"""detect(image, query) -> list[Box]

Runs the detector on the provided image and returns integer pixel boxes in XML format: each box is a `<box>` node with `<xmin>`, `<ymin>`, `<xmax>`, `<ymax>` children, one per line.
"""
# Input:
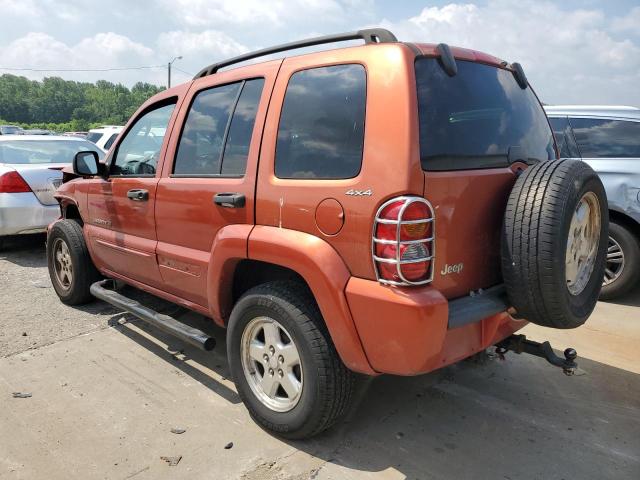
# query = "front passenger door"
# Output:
<box><xmin>86</xmin><ymin>100</ymin><xmax>177</xmax><ymax>288</ymax></box>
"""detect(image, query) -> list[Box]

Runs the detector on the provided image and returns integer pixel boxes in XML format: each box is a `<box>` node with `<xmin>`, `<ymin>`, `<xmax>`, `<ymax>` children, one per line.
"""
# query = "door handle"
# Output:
<box><xmin>214</xmin><ymin>192</ymin><xmax>246</xmax><ymax>208</ymax></box>
<box><xmin>127</xmin><ymin>189</ymin><xmax>149</xmax><ymax>201</ymax></box>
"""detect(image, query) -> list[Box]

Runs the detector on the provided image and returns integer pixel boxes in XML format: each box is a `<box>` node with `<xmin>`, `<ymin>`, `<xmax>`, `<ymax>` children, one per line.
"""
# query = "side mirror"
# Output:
<box><xmin>73</xmin><ymin>151</ymin><xmax>100</xmax><ymax>176</ymax></box>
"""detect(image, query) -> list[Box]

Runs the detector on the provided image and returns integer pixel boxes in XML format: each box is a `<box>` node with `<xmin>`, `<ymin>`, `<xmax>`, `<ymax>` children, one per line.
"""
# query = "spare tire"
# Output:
<box><xmin>502</xmin><ymin>159</ymin><xmax>608</xmax><ymax>329</ymax></box>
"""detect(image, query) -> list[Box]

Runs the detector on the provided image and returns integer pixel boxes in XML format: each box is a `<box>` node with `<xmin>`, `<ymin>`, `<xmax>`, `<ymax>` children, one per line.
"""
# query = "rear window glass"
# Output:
<box><xmin>548</xmin><ymin>116</ymin><xmax>580</xmax><ymax>158</ymax></box>
<box><xmin>275</xmin><ymin>64</ymin><xmax>366</xmax><ymax>179</ymax></box>
<box><xmin>0</xmin><ymin>140</ymin><xmax>101</xmax><ymax>164</ymax></box>
<box><xmin>569</xmin><ymin>118</ymin><xmax>640</xmax><ymax>158</ymax></box>
<box><xmin>416</xmin><ymin>58</ymin><xmax>555</xmax><ymax>170</ymax></box>
<box><xmin>86</xmin><ymin>132</ymin><xmax>103</xmax><ymax>143</ymax></box>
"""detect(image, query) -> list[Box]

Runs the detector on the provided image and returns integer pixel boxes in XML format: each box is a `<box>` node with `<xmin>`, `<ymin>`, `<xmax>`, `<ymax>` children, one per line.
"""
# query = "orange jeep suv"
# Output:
<box><xmin>48</xmin><ymin>29</ymin><xmax>608</xmax><ymax>439</ymax></box>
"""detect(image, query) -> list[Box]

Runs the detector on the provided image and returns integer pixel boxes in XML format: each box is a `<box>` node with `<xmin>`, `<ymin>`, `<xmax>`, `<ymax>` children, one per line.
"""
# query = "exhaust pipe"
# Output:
<box><xmin>90</xmin><ymin>280</ymin><xmax>215</xmax><ymax>351</ymax></box>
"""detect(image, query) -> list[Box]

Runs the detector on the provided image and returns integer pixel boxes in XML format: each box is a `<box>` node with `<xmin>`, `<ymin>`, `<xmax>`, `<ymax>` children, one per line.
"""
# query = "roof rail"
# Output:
<box><xmin>194</xmin><ymin>28</ymin><xmax>398</xmax><ymax>79</ymax></box>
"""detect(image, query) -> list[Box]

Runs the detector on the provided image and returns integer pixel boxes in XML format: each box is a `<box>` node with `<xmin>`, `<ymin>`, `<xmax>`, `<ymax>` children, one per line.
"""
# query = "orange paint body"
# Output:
<box><xmin>53</xmin><ymin>42</ymin><xmax>539</xmax><ymax>376</ymax></box>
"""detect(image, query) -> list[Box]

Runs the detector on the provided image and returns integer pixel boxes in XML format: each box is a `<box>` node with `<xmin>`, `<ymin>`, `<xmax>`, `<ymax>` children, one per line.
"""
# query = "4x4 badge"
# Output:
<box><xmin>345</xmin><ymin>189</ymin><xmax>372</xmax><ymax>196</ymax></box>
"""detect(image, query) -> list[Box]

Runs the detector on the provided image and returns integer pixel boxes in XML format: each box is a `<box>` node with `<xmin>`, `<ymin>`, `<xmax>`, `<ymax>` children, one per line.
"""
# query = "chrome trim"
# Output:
<box><xmin>371</xmin><ymin>196</ymin><xmax>436</xmax><ymax>287</ymax></box>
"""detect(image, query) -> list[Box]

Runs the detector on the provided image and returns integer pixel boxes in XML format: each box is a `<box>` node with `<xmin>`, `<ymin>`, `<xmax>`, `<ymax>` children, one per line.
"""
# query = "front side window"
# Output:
<box><xmin>416</xmin><ymin>58</ymin><xmax>555</xmax><ymax>170</ymax></box>
<box><xmin>275</xmin><ymin>64</ymin><xmax>366</xmax><ymax>179</ymax></box>
<box><xmin>111</xmin><ymin>102</ymin><xmax>175</xmax><ymax>176</ymax></box>
<box><xmin>104</xmin><ymin>133</ymin><xmax>118</xmax><ymax>150</ymax></box>
<box><xmin>174</xmin><ymin>78</ymin><xmax>264</xmax><ymax>176</ymax></box>
<box><xmin>569</xmin><ymin>118</ymin><xmax>640</xmax><ymax>158</ymax></box>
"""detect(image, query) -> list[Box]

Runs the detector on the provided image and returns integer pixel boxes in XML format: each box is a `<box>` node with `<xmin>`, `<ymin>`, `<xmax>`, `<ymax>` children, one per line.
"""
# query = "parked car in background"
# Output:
<box><xmin>86</xmin><ymin>126</ymin><xmax>123</xmax><ymax>151</ymax></box>
<box><xmin>0</xmin><ymin>135</ymin><xmax>104</xmax><ymax>249</ymax></box>
<box><xmin>63</xmin><ymin>131</ymin><xmax>89</xmax><ymax>138</ymax></box>
<box><xmin>545</xmin><ymin>105</ymin><xmax>640</xmax><ymax>299</ymax></box>
<box><xmin>0</xmin><ymin>125</ymin><xmax>24</xmax><ymax>135</ymax></box>
<box><xmin>24</xmin><ymin>129</ymin><xmax>54</xmax><ymax>135</ymax></box>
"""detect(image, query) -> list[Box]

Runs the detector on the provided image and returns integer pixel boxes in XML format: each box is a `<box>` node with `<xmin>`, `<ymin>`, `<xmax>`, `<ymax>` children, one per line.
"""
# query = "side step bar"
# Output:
<box><xmin>90</xmin><ymin>280</ymin><xmax>216</xmax><ymax>351</ymax></box>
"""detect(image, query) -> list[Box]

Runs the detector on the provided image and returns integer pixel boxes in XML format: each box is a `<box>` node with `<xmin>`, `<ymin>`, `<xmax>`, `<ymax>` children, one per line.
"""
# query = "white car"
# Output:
<box><xmin>86</xmin><ymin>126</ymin><xmax>123</xmax><ymax>151</ymax></box>
<box><xmin>0</xmin><ymin>135</ymin><xmax>103</xmax><ymax>247</ymax></box>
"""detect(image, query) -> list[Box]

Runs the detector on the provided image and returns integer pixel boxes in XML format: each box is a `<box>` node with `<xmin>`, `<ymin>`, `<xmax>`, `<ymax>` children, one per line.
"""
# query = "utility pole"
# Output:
<box><xmin>167</xmin><ymin>56</ymin><xmax>182</xmax><ymax>89</ymax></box>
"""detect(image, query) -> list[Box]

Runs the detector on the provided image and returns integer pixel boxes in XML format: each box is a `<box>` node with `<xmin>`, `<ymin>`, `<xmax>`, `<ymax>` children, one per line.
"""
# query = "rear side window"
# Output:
<box><xmin>86</xmin><ymin>132</ymin><xmax>103</xmax><ymax>144</ymax></box>
<box><xmin>569</xmin><ymin>118</ymin><xmax>640</xmax><ymax>158</ymax></box>
<box><xmin>275</xmin><ymin>64</ymin><xmax>366</xmax><ymax>179</ymax></box>
<box><xmin>416</xmin><ymin>58</ymin><xmax>555</xmax><ymax>171</ymax></box>
<box><xmin>174</xmin><ymin>78</ymin><xmax>264</xmax><ymax>176</ymax></box>
<box><xmin>548</xmin><ymin>116</ymin><xmax>580</xmax><ymax>159</ymax></box>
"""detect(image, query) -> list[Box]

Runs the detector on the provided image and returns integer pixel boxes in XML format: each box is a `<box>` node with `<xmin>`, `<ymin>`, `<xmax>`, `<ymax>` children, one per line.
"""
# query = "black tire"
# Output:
<box><xmin>227</xmin><ymin>281</ymin><xmax>355</xmax><ymax>439</ymax></box>
<box><xmin>502</xmin><ymin>159</ymin><xmax>608</xmax><ymax>329</ymax></box>
<box><xmin>47</xmin><ymin>220</ymin><xmax>101</xmax><ymax>305</ymax></box>
<box><xmin>600</xmin><ymin>221</ymin><xmax>640</xmax><ymax>300</ymax></box>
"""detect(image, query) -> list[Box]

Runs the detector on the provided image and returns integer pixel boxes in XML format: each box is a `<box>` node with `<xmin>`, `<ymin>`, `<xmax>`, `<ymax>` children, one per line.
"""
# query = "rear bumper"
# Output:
<box><xmin>345</xmin><ymin>277</ymin><xmax>527</xmax><ymax>375</ymax></box>
<box><xmin>0</xmin><ymin>192</ymin><xmax>60</xmax><ymax>236</ymax></box>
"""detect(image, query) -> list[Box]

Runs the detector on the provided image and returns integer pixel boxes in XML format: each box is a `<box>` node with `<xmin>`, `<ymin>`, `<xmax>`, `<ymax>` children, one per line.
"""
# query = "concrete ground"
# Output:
<box><xmin>1</xmin><ymin>235</ymin><xmax>639</xmax><ymax>480</ymax></box>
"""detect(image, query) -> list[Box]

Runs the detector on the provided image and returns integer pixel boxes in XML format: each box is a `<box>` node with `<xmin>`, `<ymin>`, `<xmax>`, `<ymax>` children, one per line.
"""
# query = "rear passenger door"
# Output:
<box><xmin>155</xmin><ymin>61</ymin><xmax>280</xmax><ymax>307</ymax></box>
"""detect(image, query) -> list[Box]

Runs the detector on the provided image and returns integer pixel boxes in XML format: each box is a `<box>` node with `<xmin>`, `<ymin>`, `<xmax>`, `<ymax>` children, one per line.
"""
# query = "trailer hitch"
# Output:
<box><xmin>495</xmin><ymin>334</ymin><xmax>578</xmax><ymax>375</ymax></box>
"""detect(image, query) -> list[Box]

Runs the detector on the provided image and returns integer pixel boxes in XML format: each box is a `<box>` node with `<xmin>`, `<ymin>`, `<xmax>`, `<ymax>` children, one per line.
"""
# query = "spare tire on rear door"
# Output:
<box><xmin>502</xmin><ymin>159</ymin><xmax>608</xmax><ymax>329</ymax></box>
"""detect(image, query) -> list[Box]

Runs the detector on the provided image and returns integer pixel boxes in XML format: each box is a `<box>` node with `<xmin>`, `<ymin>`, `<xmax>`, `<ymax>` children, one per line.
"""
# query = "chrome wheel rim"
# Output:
<box><xmin>53</xmin><ymin>238</ymin><xmax>73</xmax><ymax>290</ymax></box>
<box><xmin>240</xmin><ymin>317</ymin><xmax>303</xmax><ymax>412</ymax></box>
<box><xmin>603</xmin><ymin>236</ymin><xmax>625</xmax><ymax>286</ymax></box>
<box><xmin>565</xmin><ymin>192</ymin><xmax>601</xmax><ymax>296</ymax></box>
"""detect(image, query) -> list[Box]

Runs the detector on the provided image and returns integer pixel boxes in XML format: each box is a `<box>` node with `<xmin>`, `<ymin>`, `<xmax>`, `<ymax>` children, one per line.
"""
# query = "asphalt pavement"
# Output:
<box><xmin>1</xmin><ymin>235</ymin><xmax>639</xmax><ymax>480</ymax></box>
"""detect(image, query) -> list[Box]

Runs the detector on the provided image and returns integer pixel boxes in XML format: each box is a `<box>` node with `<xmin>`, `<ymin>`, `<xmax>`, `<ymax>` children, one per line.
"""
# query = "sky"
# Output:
<box><xmin>0</xmin><ymin>0</ymin><xmax>639</xmax><ymax>106</ymax></box>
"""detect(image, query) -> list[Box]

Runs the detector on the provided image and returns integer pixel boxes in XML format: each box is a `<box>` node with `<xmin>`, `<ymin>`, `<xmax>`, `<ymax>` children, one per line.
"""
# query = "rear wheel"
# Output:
<box><xmin>227</xmin><ymin>281</ymin><xmax>355</xmax><ymax>439</ymax></box>
<box><xmin>600</xmin><ymin>221</ymin><xmax>640</xmax><ymax>300</ymax></box>
<box><xmin>47</xmin><ymin>220</ymin><xmax>101</xmax><ymax>305</ymax></box>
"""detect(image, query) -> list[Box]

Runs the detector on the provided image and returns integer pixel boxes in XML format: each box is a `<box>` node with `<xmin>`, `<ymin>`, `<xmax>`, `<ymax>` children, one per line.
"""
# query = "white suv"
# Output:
<box><xmin>86</xmin><ymin>126</ymin><xmax>123</xmax><ymax>151</ymax></box>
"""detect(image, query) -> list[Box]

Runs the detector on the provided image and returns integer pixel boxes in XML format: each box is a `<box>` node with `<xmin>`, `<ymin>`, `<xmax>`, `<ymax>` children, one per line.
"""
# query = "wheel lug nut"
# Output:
<box><xmin>269</xmin><ymin>346</ymin><xmax>275</xmax><ymax>355</ymax></box>
<box><xmin>269</xmin><ymin>368</ymin><xmax>274</xmax><ymax>376</ymax></box>
<box><xmin>263</xmin><ymin>354</ymin><xmax>269</xmax><ymax>362</ymax></box>
<box><xmin>278</xmin><ymin>355</ymin><xmax>284</xmax><ymax>364</ymax></box>
<box><xmin>278</xmin><ymin>369</ymin><xmax>283</xmax><ymax>377</ymax></box>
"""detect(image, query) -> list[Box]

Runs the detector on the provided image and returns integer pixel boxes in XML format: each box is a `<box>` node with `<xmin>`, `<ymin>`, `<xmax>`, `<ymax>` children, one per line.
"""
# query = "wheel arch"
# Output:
<box><xmin>609</xmin><ymin>209</ymin><xmax>640</xmax><ymax>238</ymax></box>
<box><xmin>207</xmin><ymin>224</ymin><xmax>374</xmax><ymax>374</ymax></box>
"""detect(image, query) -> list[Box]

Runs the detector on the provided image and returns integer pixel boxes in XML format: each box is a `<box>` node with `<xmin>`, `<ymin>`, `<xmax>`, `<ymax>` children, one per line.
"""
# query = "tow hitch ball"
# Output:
<box><xmin>495</xmin><ymin>334</ymin><xmax>578</xmax><ymax>376</ymax></box>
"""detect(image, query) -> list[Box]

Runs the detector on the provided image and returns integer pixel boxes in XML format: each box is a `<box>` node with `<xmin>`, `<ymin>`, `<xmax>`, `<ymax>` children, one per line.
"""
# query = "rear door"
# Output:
<box><xmin>154</xmin><ymin>61</ymin><xmax>279</xmax><ymax>307</ymax></box>
<box><xmin>414</xmin><ymin>56</ymin><xmax>556</xmax><ymax>298</ymax></box>
<box><xmin>86</xmin><ymin>94</ymin><xmax>182</xmax><ymax>288</ymax></box>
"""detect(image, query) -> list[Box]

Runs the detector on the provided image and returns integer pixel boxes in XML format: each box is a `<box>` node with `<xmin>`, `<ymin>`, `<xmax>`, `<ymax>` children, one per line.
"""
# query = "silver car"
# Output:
<box><xmin>0</xmin><ymin>135</ymin><xmax>103</xmax><ymax>248</ymax></box>
<box><xmin>545</xmin><ymin>105</ymin><xmax>640</xmax><ymax>299</ymax></box>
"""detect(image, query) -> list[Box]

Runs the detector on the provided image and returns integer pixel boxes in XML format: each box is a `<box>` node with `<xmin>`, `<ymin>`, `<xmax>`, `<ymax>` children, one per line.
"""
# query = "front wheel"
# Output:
<box><xmin>47</xmin><ymin>220</ymin><xmax>101</xmax><ymax>305</ymax></box>
<box><xmin>227</xmin><ymin>281</ymin><xmax>355</xmax><ymax>439</ymax></box>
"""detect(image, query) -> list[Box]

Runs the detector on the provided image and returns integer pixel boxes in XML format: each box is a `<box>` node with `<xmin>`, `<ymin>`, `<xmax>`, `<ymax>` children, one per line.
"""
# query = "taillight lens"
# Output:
<box><xmin>372</xmin><ymin>197</ymin><xmax>435</xmax><ymax>286</ymax></box>
<box><xmin>0</xmin><ymin>171</ymin><xmax>31</xmax><ymax>193</ymax></box>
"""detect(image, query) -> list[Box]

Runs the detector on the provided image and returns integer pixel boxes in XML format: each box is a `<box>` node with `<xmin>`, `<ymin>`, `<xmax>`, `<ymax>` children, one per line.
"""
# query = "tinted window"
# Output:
<box><xmin>111</xmin><ymin>102</ymin><xmax>175</xmax><ymax>176</ymax></box>
<box><xmin>548</xmin><ymin>116</ymin><xmax>580</xmax><ymax>158</ymax></box>
<box><xmin>416</xmin><ymin>58</ymin><xmax>555</xmax><ymax>170</ymax></box>
<box><xmin>174</xmin><ymin>83</ymin><xmax>240</xmax><ymax>175</ymax></box>
<box><xmin>0</xmin><ymin>139</ymin><xmax>101</xmax><ymax>164</ymax></box>
<box><xmin>86</xmin><ymin>132</ymin><xmax>103</xmax><ymax>143</ymax></box>
<box><xmin>104</xmin><ymin>133</ymin><xmax>118</xmax><ymax>150</ymax></box>
<box><xmin>569</xmin><ymin>118</ymin><xmax>640</xmax><ymax>158</ymax></box>
<box><xmin>275</xmin><ymin>64</ymin><xmax>366</xmax><ymax>179</ymax></box>
<box><xmin>221</xmin><ymin>79</ymin><xmax>264</xmax><ymax>175</ymax></box>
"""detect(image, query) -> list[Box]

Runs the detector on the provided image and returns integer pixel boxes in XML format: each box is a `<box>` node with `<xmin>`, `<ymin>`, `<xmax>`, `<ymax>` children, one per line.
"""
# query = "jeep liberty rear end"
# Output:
<box><xmin>48</xmin><ymin>29</ymin><xmax>607</xmax><ymax>439</ymax></box>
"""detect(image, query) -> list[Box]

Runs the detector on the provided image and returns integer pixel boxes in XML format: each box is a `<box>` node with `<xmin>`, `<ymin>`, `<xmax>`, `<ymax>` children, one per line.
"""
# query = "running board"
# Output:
<box><xmin>90</xmin><ymin>279</ymin><xmax>216</xmax><ymax>351</ymax></box>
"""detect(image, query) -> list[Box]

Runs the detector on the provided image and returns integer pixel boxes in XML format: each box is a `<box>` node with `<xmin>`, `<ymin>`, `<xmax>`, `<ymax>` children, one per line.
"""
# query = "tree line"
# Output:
<box><xmin>0</xmin><ymin>74</ymin><xmax>163</xmax><ymax>132</ymax></box>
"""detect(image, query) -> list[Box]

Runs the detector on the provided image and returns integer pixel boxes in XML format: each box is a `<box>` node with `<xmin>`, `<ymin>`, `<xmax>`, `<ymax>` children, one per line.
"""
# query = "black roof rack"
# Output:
<box><xmin>194</xmin><ymin>28</ymin><xmax>398</xmax><ymax>79</ymax></box>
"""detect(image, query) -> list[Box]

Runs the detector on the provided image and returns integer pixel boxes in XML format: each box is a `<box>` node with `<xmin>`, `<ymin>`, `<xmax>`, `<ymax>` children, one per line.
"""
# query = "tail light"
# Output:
<box><xmin>0</xmin><ymin>171</ymin><xmax>32</xmax><ymax>193</ymax></box>
<box><xmin>372</xmin><ymin>196</ymin><xmax>435</xmax><ymax>286</ymax></box>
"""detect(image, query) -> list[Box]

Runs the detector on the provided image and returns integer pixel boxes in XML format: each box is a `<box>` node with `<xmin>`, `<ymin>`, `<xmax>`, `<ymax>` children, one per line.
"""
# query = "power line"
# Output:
<box><xmin>172</xmin><ymin>66</ymin><xmax>194</xmax><ymax>77</ymax></box>
<box><xmin>0</xmin><ymin>64</ymin><xmax>166</xmax><ymax>72</ymax></box>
